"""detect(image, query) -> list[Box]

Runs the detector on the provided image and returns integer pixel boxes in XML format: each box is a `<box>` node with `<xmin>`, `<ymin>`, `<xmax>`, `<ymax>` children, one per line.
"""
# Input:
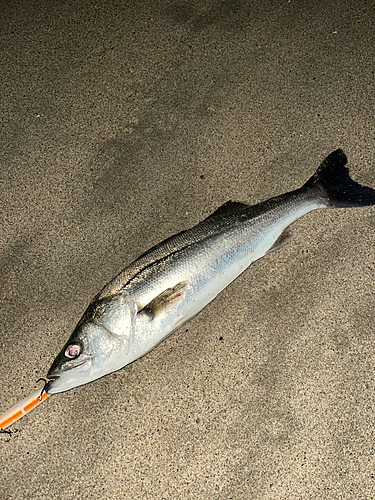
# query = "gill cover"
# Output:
<box><xmin>46</xmin><ymin>291</ymin><xmax>137</xmax><ymax>394</ymax></box>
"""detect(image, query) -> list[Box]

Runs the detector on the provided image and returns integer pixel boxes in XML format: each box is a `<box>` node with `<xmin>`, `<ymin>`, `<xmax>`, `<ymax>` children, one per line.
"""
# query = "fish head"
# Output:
<box><xmin>46</xmin><ymin>292</ymin><xmax>136</xmax><ymax>394</ymax></box>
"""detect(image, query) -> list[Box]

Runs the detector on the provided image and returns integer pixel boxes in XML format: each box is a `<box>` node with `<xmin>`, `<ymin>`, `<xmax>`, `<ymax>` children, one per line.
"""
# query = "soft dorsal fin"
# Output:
<box><xmin>205</xmin><ymin>200</ymin><xmax>249</xmax><ymax>219</ymax></box>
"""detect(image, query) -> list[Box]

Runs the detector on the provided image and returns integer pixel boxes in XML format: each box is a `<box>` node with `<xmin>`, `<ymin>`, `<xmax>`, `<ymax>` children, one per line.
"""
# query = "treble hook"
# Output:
<box><xmin>36</xmin><ymin>378</ymin><xmax>49</xmax><ymax>400</ymax></box>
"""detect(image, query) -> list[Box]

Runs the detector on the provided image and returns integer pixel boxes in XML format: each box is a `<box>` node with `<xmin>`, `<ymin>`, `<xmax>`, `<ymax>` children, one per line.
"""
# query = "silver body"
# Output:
<box><xmin>47</xmin><ymin>183</ymin><xmax>327</xmax><ymax>394</ymax></box>
<box><xmin>125</xmin><ymin>191</ymin><xmax>325</xmax><ymax>363</ymax></box>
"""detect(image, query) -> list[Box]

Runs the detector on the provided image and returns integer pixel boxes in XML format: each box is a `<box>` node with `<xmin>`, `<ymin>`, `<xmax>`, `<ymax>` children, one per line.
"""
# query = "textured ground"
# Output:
<box><xmin>1</xmin><ymin>1</ymin><xmax>374</xmax><ymax>499</ymax></box>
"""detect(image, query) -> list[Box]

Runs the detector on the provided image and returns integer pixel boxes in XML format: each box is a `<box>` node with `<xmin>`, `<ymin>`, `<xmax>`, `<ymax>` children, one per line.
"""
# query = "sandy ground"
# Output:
<box><xmin>1</xmin><ymin>1</ymin><xmax>374</xmax><ymax>499</ymax></box>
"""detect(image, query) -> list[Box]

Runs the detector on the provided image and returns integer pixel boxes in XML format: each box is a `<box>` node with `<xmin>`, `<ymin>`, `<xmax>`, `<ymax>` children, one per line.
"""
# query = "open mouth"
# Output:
<box><xmin>47</xmin><ymin>359</ymin><xmax>87</xmax><ymax>379</ymax></box>
<box><xmin>45</xmin><ymin>357</ymin><xmax>94</xmax><ymax>394</ymax></box>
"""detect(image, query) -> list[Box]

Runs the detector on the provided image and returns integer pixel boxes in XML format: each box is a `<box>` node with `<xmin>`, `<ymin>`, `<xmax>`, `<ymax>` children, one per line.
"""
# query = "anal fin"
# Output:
<box><xmin>266</xmin><ymin>226</ymin><xmax>294</xmax><ymax>255</ymax></box>
<box><xmin>139</xmin><ymin>281</ymin><xmax>188</xmax><ymax>319</ymax></box>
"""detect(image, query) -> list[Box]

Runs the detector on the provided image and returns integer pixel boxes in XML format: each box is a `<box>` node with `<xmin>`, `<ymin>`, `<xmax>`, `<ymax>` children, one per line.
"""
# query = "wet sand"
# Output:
<box><xmin>1</xmin><ymin>1</ymin><xmax>374</xmax><ymax>498</ymax></box>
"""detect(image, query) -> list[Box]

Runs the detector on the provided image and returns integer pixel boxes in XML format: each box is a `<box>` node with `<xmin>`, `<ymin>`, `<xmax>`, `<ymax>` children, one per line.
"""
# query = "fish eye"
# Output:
<box><xmin>64</xmin><ymin>344</ymin><xmax>82</xmax><ymax>359</ymax></box>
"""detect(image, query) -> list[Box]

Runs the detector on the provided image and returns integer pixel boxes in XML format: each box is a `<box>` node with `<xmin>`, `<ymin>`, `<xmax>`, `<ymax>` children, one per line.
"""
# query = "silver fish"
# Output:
<box><xmin>46</xmin><ymin>149</ymin><xmax>375</xmax><ymax>394</ymax></box>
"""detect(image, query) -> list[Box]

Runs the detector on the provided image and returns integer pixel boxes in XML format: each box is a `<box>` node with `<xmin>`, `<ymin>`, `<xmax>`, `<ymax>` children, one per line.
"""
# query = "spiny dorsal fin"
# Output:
<box><xmin>98</xmin><ymin>202</ymin><xmax>250</xmax><ymax>301</ymax></box>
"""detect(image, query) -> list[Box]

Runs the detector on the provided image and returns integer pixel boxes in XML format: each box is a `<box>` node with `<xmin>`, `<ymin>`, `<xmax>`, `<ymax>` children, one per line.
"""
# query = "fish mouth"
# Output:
<box><xmin>47</xmin><ymin>359</ymin><xmax>87</xmax><ymax>380</ymax></box>
<box><xmin>45</xmin><ymin>357</ymin><xmax>93</xmax><ymax>394</ymax></box>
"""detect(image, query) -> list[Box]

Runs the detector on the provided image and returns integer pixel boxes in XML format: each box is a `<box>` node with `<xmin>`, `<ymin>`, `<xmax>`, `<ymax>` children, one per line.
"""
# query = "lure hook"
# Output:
<box><xmin>36</xmin><ymin>378</ymin><xmax>49</xmax><ymax>399</ymax></box>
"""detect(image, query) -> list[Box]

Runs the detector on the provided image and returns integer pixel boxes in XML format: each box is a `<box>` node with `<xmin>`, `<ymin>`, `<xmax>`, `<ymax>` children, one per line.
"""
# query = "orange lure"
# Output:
<box><xmin>0</xmin><ymin>389</ymin><xmax>50</xmax><ymax>431</ymax></box>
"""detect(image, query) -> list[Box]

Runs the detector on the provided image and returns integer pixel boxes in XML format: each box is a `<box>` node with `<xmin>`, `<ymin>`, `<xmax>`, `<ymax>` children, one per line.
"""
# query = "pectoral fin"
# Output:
<box><xmin>266</xmin><ymin>226</ymin><xmax>294</xmax><ymax>255</ymax></box>
<box><xmin>139</xmin><ymin>281</ymin><xmax>188</xmax><ymax>319</ymax></box>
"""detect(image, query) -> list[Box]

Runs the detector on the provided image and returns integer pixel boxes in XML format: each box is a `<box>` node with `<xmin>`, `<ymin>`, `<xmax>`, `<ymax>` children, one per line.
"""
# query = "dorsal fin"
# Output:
<box><xmin>97</xmin><ymin>200</ymin><xmax>250</xmax><ymax>301</ymax></box>
<box><xmin>206</xmin><ymin>200</ymin><xmax>249</xmax><ymax>219</ymax></box>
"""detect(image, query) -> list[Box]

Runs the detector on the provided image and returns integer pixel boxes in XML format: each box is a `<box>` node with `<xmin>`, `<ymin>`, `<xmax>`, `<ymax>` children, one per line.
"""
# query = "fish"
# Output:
<box><xmin>41</xmin><ymin>149</ymin><xmax>375</xmax><ymax>395</ymax></box>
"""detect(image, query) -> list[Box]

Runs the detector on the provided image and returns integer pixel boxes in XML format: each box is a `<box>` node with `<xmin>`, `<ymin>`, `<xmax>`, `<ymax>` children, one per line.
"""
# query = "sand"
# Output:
<box><xmin>1</xmin><ymin>1</ymin><xmax>374</xmax><ymax>498</ymax></box>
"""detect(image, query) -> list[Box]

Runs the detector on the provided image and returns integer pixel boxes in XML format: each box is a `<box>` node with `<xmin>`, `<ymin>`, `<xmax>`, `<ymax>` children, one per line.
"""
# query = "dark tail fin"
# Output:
<box><xmin>304</xmin><ymin>149</ymin><xmax>375</xmax><ymax>208</ymax></box>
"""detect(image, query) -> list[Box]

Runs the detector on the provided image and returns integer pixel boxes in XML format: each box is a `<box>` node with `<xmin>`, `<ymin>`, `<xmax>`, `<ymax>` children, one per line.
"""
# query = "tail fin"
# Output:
<box><xmin>305</xmin><ymin>149</ymin><xmax>375</xmax><ymax>208</ymax></box>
